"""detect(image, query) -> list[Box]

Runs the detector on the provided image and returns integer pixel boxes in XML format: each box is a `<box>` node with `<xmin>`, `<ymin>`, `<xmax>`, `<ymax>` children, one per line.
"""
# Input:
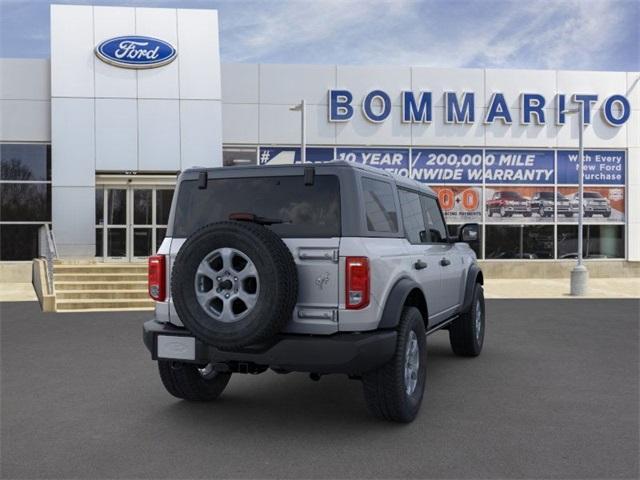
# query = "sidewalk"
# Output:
<box><xmin>0</xmin><ymin>279</ymin><xmax>638</xmax><ymax>304</ymax></box>
<box><xmin>0</xmin><ymin>283</ymin><xmax>37</xmax><ymax>302</ymax></box>
<box><xmin>484</xmin><ymin>277</ymin><xmax>640</xmax><ymax>299</ymax></box>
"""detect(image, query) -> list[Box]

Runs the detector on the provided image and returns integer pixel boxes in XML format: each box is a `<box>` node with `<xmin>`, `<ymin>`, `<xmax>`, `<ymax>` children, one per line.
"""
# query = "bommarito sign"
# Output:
<box><xmin>328</xmin><ymin>90</ymin><xmax>631</xmax><ymax>127</ymax></box>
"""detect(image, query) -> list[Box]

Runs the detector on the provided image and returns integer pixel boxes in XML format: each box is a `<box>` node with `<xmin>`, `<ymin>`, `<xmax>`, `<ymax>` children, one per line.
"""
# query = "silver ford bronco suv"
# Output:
<box><xmin>143</xmin><ymin>161</ymin><xmax>485</xmax><ymax>423</ymax></box>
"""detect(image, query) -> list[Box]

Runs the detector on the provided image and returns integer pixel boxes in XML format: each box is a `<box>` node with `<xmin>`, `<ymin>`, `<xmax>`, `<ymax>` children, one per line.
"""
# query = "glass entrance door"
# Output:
<box><xmin>96</xmin><ymin>185</ymin><xmax>174</xmax><ymax>261</ymax></box>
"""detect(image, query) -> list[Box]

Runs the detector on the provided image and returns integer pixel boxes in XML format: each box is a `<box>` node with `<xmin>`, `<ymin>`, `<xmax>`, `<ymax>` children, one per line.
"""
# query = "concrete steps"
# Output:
<box><xmin>52</xmin><ymin>262</ymin><xmax>153</xmax><ymax>312</ymax></box>
<box><xmin>56</xmin><ymin>289</ymin><xmax>149</xmax><ymax>300</ymax></box>
<box><xmin>55</xmin><ymin>298</ymin><xmax>154</xmax><ymax>312</ymax></box>
<box><xmin>55</xmin><ymin>281</ymin><xmax>148</xmax><ymax>291</ymax></box>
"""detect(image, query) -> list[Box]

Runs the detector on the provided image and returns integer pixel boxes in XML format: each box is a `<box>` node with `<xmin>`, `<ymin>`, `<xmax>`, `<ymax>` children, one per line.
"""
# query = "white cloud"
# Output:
<box><xmin>0</xmin><ymin>0</ymin><xmax>636</xmax><ymax>70</ymax></box>
<box><xmin>217</xmin><ymin>0</ymin><xmax>637</xmax><ymax>71</ymax></box>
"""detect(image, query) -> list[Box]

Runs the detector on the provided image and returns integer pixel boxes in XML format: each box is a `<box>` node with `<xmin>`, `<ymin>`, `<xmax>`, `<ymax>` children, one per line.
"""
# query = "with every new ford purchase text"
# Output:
<box><xmin>143</xmin><ymin>161</ymin><xmax>485</xmax><ymax>422</ymax></box>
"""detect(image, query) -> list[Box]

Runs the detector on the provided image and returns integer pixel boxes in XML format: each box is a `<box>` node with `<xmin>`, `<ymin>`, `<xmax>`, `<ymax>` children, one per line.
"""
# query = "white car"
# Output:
<box><xmin>569</xmin><ymin>191</ymin><xmax>612</xmax><ymax>217</ymax></box>
<box><xmin>143</xmin><ymin>161</ymin><xmax>485</xmax><ymax>423</ymax></box>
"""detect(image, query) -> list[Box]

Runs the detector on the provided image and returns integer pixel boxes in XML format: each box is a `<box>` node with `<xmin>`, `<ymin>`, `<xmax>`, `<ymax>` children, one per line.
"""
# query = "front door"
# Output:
<box><xmin>96</xmin><ymin>184</ymin><xmax>174</xmax><ymax>261</ymax></box>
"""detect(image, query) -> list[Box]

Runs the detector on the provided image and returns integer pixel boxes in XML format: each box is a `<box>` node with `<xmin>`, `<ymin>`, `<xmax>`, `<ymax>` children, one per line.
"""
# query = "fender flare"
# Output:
<box><xmin>378</xmin><ymin>277</ymin><xmax>426</xmax><ymax>330</ymax></box>
<box><xmin>460</xmin><ymin>264</ymin><xmax>483</xmax><ymax>313</ymax></box>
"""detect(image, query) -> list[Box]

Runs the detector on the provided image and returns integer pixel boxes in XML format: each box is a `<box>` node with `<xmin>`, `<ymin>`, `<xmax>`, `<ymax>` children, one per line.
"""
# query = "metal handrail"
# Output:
<box><xmin>38</xmin><ymin>224</ymin><xmax>58</xmax><ymax>294</ymax></box>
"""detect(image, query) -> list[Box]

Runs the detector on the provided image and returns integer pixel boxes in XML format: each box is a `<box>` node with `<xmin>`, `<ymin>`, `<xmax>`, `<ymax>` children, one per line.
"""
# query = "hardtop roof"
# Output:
<box><xmin>184</xmin><ymin>160</ymin><xmax>435</xmax><ymax>196</ymax></box>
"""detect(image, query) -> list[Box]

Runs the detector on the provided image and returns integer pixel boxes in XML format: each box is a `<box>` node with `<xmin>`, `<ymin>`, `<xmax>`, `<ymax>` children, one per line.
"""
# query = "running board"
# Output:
<box><xmin>426</xmin><ymin>315</ymin><xmax>458</xmax><ymax>336</ymax></box>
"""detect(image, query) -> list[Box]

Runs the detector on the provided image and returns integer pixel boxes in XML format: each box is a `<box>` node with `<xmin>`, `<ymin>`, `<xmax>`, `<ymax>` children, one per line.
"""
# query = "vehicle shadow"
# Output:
<box><xmin>148</xmin><ymin>333</ymin><xmax>463</xmax><ymax>431</ymax></box>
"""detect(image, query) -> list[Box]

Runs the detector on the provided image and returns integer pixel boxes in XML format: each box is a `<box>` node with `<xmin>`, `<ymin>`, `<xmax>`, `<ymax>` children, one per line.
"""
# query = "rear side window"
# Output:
<box><xmin>362</xmin><ymin>178</ymin><xmax>398</xmax><ymax>233</ymax></box>
<box><xmin>173</xmin><ymin>175</ymin><xmax>340</xmax><ymax>238</ymax></box>
<box><xmin>398</xmin><ymin>189</ymin><xmax>426</xmax><ymax>244</ymax></box>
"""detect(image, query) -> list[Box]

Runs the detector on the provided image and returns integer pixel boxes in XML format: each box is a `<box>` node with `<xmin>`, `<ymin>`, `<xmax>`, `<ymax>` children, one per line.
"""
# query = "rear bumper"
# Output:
<box><xmin>143</xmin><ymin>319</ymin><xmax>397</xmax><ymax>375</ymax></box>
<box><xmin>504</xmin><ymin>206</ymin><xmax>530</xmax><ymax>213</ymax></box>
<box><xmin>585</xmin><ymin>206</ymin><xmax>611</xmax><ymax>214</ymax></box>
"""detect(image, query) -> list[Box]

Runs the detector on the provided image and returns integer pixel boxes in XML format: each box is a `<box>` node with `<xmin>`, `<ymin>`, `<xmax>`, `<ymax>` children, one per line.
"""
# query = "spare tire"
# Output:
<box><xmin>172</xmin><ymin>221</ymin><xmax>298</xmax><ymax>350</ymax></box>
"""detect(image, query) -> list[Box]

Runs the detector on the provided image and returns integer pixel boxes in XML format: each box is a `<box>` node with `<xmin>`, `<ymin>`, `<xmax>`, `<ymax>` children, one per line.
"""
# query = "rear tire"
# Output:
<box><xmin>158</xmin><ymin>360</ymin><xmax>231</xmax><ymax>401</ymax></box>
<box><xmin>362</xmin><ymin>307</ymin><xmax>427</xmax><ymax>423</ymax></box>
<box><xmin>449</xmin><ymin>284</ymin><xmax>485</xmax><ymax>357</ymax></box>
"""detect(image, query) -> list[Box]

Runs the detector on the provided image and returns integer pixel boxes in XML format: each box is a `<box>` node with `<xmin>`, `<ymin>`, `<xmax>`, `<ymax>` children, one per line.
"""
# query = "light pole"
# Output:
<box><xmin>564</xmin><ymin>104</ymin><xmax>588</xmax><ymax>295</ymax></box>
<box><xmin>289</xmin><ymin>100</ymin><xmax>306</xmax><ymax>164</ymax></box>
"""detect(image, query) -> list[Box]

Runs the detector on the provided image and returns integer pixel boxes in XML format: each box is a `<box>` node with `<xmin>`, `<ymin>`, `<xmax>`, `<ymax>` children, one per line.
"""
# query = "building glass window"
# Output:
<box><xmin>0</xmin><ymin>183</ymin><xmax>51</xmax><ymax>221</ymax></box>
<box><xmin>362</xmin><ymin>177</ymin><xmax>398</xmax><ymax>233</ymax></box>
<box><xmin>155</xmin><ymin>189</ymin><xmax>173</xmax><ymax>225</ymax></box>
<box><xmin>95</xmin><ymin>188</ymin><xmax>104</xmax><ymax>225</ymax></box>
<box><xmin>557</xmin><ymin>225</ymin><xmax>624</xmax><ymax>259</ymax></box>
<box><xmin>486</xmin><ymin>225</ymin><xmax>554</xmax><ymax>259</ymax></box>
<box><xmin>1</xmin><ymin>144</ymin><xmax>50</xmax><ymax>181</ymax></box>
<box><xmin>0</xmin><ymin>225</ymin><xmax>41</xmax><ymax>260</ymax></box>
<box><xmin>223</xmin><ymin>147</ymin><xmax>257</xmax><ymax>166</ymax></box>
<box><xmin>0</xmin><ymin>144</ymin><xmax>51</xmax><ymax>260</ymax></box>
<box><xmin>249</xmin><ymin>145</ymin><xmax>628</xmax><ymax>261</ymax></box>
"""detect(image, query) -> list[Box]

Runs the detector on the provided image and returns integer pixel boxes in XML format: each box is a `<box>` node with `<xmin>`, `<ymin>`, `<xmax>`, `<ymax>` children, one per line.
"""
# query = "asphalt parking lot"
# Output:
<box><xmin>1</xmin><ymin>300</ymin><xmax>638</xmax><ymax>479</ymax></box>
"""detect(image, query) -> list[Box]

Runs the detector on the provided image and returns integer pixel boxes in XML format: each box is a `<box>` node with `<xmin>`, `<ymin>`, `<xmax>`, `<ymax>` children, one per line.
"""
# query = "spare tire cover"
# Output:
<box><xmin>171</xmin><ymin>221</ymin><xmax>298</xmax><ymax>350</ymax></box>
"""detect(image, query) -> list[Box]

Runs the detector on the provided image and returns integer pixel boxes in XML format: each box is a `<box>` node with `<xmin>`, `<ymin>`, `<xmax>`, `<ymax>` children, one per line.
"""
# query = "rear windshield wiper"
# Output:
<box><xmin>229</xmin><ymin>212</ymin><xmax>286</xmax><ymax>226</ymax></box>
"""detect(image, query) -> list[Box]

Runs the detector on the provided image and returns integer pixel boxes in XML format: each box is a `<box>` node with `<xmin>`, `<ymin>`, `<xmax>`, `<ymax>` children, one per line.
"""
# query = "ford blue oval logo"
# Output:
<box><xmin>95</xmin><ymin>36</ymin><xmax>177</xmax><ymax>69</ymax></box>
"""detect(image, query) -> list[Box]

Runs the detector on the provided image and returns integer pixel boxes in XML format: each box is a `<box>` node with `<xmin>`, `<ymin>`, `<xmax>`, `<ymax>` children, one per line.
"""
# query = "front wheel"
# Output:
<box><xmin>362</xmin><ymin>307</ymin><xmax>427</xmax><ymax>423</ymax></box>
<box><xmin>449</xmin><ymin>284</ymin><xmax>485</xmax><ymax>357</ymax></box>
<box><xmin>158</xmin><ymin>360</ymin><xmax>231</xmax><ymax>401</ymax></box>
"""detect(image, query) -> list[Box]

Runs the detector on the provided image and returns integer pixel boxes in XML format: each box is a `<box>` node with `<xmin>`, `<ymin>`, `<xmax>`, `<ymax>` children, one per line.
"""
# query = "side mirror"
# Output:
<box><xmin>458</xmin><ymin>223</ymin><xmax>479</xmax><ymax>243</ymax></box>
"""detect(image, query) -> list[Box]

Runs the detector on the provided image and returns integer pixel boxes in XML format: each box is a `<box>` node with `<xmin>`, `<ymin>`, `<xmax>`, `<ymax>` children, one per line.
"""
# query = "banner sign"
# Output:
<box><xmin>557</xmin><ymin>150</ymin><xmax>625</xmax><ymax>185</ymax></box>
<box><xmin>335</xmin><ymin>148</ymin><xmax>410</xmax><ymax>177</ymax></box>
<box><xmin>259</xmin><ymin>147</ymin><xmax>334</xmax><ymax>165</ymax></box>
<box><xmin>484</xmin><ymin>150</ymin><xmax>554</xmax><ymax>184</ymax></box>
<box><xmin>258</xmin><ymin>147</ymin><xmax>625</xmax><ymax>187</ymax></box>
<box><xmin>411</xmin><ymin>149</ymin><xmax>483</xmax><ymax>184</ymax></box>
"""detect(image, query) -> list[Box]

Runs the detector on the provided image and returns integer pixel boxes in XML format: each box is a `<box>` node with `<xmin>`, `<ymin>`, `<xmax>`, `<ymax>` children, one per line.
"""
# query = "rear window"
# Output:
<box><xmin>172</xmin><ymin>175</ymin><xmax>341</xmax><ymax>238</ymax></box>
<box><xmin>501</xmin><ymin>191</ymin><xmax>524</xmax><ymax>200</ymax></box>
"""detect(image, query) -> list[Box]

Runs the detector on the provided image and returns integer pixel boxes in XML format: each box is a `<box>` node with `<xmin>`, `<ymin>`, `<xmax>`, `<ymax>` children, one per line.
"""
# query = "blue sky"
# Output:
<box><xmin>0</xmin><ymin>0</ymin><xmax>638</xmax><ymax>70</ymax></box>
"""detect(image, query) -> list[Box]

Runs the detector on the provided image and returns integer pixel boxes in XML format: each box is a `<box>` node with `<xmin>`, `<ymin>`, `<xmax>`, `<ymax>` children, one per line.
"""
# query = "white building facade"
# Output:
<box><xmin>0</xmin><ymin>4</ymin><xmax>638</xmax><ymax>264</ymax></box>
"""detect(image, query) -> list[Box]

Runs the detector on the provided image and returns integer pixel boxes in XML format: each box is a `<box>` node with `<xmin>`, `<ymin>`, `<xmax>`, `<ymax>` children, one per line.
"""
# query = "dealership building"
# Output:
<box><xmin>0</xmin><ymin>4</ymin><xmax>639</xmax><ymax>270</ymax></box>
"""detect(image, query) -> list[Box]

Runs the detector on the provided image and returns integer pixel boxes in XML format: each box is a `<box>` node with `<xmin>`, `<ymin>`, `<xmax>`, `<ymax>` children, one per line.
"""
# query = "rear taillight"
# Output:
<box><xmin>345</xmin><ymin>256</ymin><xmax>369</xmax><ymax>310</ymax></box>
<box><xmin>148</xmin><ymin>255</ymin><xmax>166</xmax><ymax>301</ymax></box>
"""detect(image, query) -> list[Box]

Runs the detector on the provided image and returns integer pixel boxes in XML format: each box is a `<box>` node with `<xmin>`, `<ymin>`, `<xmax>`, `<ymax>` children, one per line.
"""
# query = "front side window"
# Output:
<box><xmin>398</xmin><ymin>189</ymin><xmax>426</xmax><ymax>244</ymax></box>
<box><xmin>362</xmin><ymin>178</ymin><xmax>398</xmax><ymax>233</ymax></box>
<box><xmin>421</xmin><ymin>195</ymin><xmax>448</xmax><ymax>243</ymax></box>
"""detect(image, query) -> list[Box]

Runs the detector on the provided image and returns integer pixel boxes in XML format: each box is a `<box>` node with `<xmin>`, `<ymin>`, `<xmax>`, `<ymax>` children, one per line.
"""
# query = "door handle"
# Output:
<box><xmin>440</xmin><ymin>257</ymin><xmax>451</xmax><ymax>267</ymax></box>
<box><xmin>414</xmin><ymin>260</ymin><xmax>427</xmax><ymax>270</ymax></box>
